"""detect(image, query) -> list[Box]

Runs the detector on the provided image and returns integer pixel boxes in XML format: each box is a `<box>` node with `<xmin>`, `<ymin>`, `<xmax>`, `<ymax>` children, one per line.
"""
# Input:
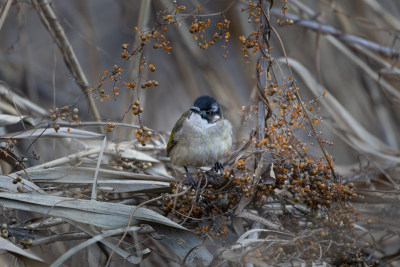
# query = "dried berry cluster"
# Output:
<box><xmin>49</xmin><ymin>106</ymin><xmax>80</xmax><ymax>132</ymax></box>
<box><xmin>135</xmin><ymin>126</ymin><xmax>152</xmax><ymax>147</ymax></box>
<box><xmin>164</xmin><ymin>152</ymin><xmax>366</xmax><ymax>264</ymax></box>
<box><xmin>89</xmin><ymin>5</ymin><xmax>187</xmax><ymax>104</ymax></box>
<box><xmin>239</xmin><ymin>1</ymin><xmax>293</xmax><ymax>59</ymax></box>
<box><xmin>1</xmin><ymin>223</ymin><xmax>9</xmax><ymax>239</ymax></box>
<box><xmin>165</xmin><ymin>157</ymin><xmax>358</xmax><ymax>222</ymax></box>
<box><xmin>255</xmin><ymin>160</ymin><xmax>359</xmax><ymax>225</ymax></box>
<box><xmin>105</xmin><ymin>121</ymin><xmax>115</xmax><ymax>132</ymax></box>
<box><xmin>1</xmin><ymin>221</ymin><xmax>35</xmax><ymax>250</ymax></box>
<box><xmin>88</xmin><ymin>2</ymin><xmax>234</xmax><ymax>145</ymax></box>
<box><xmin>129</xmin><ymin>99</ymin><xmax>142</xmax><ymax>116</ymax></box>
<box><xmin>113</xmin><ymin>157</ymin><xmax>153</xmax><ymax>172</ymax></box>
<box><xmin>258</xmin><ymin>80</ymin><xmax>326</xmax><ymax>144</ymax></box>
<box><xmin>1</xmin><ymin>139</ymin><xmax>17</xmax><ymax>156</ymax></box>
<box><xmin>189</xmin><ymin>7</ymin><xmax>231</xmax><ymax>57</ymax></box>
<box><xmin>164</xmin><ymin>181</ymin><xmax>233</xmax><ymax>240</ymax></box>
<box><xmin>161</xmin><ymin>1</ymin><xmax>371</xmax><ymax>265</ymax></box>
<box><xmin>165</xmin><ymin>175</ymin><xmax>238</xmax><ymax>218</ymax></box>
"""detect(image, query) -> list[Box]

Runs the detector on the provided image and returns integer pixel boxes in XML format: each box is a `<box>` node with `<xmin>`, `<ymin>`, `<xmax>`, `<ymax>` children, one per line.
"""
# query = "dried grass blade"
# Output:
<box><xmin>91</xmin><ymin>136</ymin><xmax>106</xmax><ymax>200</ymax></box>
<box><xmin>0</xmin><ymin>85</ymin><xmax>47</xmax><ymax>116</ymax></box>
<box><xmin>0</xmin><ymin>238</ymin><xmax>45</xmax><ymax>265</ymax></box>
<box><xmin>50</xmin><ymin>225</ymin><xmax>146</xmax><ymax>267</ymax></box>
<box><xmin>0</xmin><ymin>127</ymin><xmax>104</xmax><ymax>140</ymax></box>
<box><xmin>0</xmin><ymin>114</ymin><xmax>26</xmax><ymax>127</ymax></box>
<box><xmin>0</xmin><ymin>192</ymin><xmax>186</xmax><ymax>230</ymax></box>
<box><xmin>12</xmin><ymin>166</ymin><xmax>174</xmax><ymax>183</ymax></box>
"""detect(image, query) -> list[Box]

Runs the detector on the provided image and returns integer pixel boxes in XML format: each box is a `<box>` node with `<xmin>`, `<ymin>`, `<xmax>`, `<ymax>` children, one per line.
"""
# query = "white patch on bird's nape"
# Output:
<box><xmin>211</xmin><ymin>102</ymin><xmax>219</xmax><ymax>112</ymax></box>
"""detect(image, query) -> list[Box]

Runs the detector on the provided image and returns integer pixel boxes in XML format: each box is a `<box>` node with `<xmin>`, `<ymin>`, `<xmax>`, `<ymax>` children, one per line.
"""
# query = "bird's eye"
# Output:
<box><xmin>206</xmin><ymin>110</ymin><xmax>212</xmax><ymax>115</ymax></box>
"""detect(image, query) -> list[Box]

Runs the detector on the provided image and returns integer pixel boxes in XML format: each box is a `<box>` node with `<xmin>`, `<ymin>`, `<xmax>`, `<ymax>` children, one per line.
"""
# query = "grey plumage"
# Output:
<box><xmin>167</xmin><ymin>96</ymin><xmax>232</xmax><ymax>169</ymax></box>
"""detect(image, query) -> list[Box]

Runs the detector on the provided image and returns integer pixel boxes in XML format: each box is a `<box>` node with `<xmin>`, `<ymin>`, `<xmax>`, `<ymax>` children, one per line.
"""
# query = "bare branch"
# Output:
<box><xmin>270</xmin><ymin>8</ymin><xmax>399</xmax><ymax>59</ymax></box>
<box><xmin>31</xmin><ymin>0</ymin><xmax>102</xmax><ymax>122</ymax></box>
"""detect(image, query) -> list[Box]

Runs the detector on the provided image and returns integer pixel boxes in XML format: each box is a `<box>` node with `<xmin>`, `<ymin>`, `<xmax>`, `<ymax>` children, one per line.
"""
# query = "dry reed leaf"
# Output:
<box><xmin>155</xmin><ymin>226</ymin><xmax>214</xmax><ymax>267</ymax></box>
<box><xmin>363</xmin><ymin>0</ymin><xmax>400</xmax><ymax>30</ymax></box>
<box><xmin>0</xmin><ymin>85</ymin><xmax>48</xmax><ymax>116</ymax></box>
<box><xmin>54</xmin><ymin>223</ymin><xmax>149</xmax><ymax>266</ymax></box>
<box><xmin>14</xmin><ymin>147</ymin><xmax>102</xmax><ymax>171</ymax></box>
<box><xmin>236</xmin><ymin>229</ymin><xmax>294</xmax><ymax>243</ymax></box>
<box><xmin>106</xmin><ymin>141</ymin><xmax>161</xmax><ymax>162</ymax></box>
<box><xmin>12</xmin><ymin>166</ymin><xmax>174</xmax><ymax>183</ymax></box>
<box><xmin>29</xmin><ymin>172</ymin><xmax>170</xmax><ymax>193</ymax></box>
<box><xmin>0</xmin><ymin>114</ymin><xmax>26</xmax><ymax>127</ymax></box>
<box><xmin>237</xmin><ymin>210</ymin><xmax>281</xmax><ymax>230</ymax></box>
<box><xmin>0</xmin><ymin>238</ymin><xmax>46</xmax><ymax>266</ymax></box>
<box><xmin>0</xmin><ymin>192</ymin><xmax>186</xmax><ymax>230</ymax></box>
<box><xmin>144</xmin><ymin>162</ymin><xmax>173</xmax><ymax>178</ymax></box>
<box><xmin>232</xmin><ymin>217</ymin><xmax>245</xmax><ymax>236</ymax></box>
<box><xmin>0</xmin><ymin>175</ymin><xmax>44</xmax><ymax>193</ymax></box>
<box><xmin>0</xmin><ymin>127</ymin><xmax>104</xmax><ymax>140</ymax></box>
<box><xmin>43</xmin><ymin>179</ymin><xmax>169</xmax><ymax>193</ymax></box>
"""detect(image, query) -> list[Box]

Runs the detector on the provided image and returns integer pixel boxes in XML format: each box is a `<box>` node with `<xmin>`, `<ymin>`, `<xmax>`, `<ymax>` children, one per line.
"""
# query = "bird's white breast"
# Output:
<box><xmin>169</xmin><ymin>113</ymin><xmax>232</xmax><ymax>167</ymax></box>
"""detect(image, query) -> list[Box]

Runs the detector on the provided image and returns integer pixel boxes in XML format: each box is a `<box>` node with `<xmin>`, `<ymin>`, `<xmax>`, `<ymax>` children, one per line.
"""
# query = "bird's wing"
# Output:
<box><xmin>166</xmin><ymin>110</ymin><xmax>190</xmax><ymax>156</ymax></box>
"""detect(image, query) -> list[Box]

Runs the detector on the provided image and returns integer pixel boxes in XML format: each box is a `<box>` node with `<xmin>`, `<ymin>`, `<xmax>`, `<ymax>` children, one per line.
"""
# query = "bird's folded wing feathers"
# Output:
<box><xmin>166</xmin><ymin>110</ymin><xmax>190</xmax><ymax>156</ymax></box>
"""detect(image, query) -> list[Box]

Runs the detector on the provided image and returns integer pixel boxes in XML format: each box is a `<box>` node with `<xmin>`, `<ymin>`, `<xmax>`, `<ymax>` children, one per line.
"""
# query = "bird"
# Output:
<box><xmin>166</xmin><ymin>95</ymin><xmax>232</xmax><ymax>186</ymax></box>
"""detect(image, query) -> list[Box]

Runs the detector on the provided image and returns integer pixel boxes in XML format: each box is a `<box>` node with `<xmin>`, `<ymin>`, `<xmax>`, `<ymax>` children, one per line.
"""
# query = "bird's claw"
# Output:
<box><xmin>214</xmin><ymin>161</ymin><xmax>224</xmax><ymax>173</ymax></box>
<box><xmin>186</xmin><ymin>172</ymin><xmax>197</xmax><ymax>188</ymax></box>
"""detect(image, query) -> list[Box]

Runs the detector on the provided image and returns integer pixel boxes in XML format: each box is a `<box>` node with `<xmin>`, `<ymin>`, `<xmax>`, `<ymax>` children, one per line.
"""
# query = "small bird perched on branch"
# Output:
<box><xmin>167</xmin><ymin>95</ymin><xmax>232</xmax><ymax>186</ymax></box>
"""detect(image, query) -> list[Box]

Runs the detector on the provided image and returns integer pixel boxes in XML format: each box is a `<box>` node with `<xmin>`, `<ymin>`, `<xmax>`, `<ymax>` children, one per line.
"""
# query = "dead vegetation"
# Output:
<box><xmin>0</xmin><ymin>0</ymin><xmax>399</xmax><ymax>266</ymax></box>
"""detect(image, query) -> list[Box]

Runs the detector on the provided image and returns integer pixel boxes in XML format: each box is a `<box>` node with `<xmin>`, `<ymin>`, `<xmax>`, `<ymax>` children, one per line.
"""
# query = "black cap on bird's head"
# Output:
<box><xmin>190</xmin><ymin>95</ymin><xmax>222</xmax><ymax>123</ymax></box>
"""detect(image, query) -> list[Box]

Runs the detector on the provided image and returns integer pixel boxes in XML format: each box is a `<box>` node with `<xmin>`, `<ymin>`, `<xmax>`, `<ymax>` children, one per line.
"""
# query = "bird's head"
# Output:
<box><xmin>189</xmin><ymin>95</ymin><xmax>222</xmax><ymax>124</ymax></box>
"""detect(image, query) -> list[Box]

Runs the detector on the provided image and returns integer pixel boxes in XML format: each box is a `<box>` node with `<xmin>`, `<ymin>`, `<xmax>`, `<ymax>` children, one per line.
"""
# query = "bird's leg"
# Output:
<box><xmin>214</xmin><ymin>161</ymin><xmax>224</xmax><ymax>173</ymax></box>
<box><xmin>184</xmin><ymin>166</ymin><xmax>197</xmax><ymax>187</ymax></box>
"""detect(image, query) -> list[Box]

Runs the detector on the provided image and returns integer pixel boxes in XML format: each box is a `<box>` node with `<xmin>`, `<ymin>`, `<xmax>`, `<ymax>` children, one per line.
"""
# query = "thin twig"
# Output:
<box><xmin>123</xmin><ymin>0</ymin><xmax>151</xmax><ymax>140</ymax></box>
<box><xmin>261</xmin><ymin>4</ymin><xmax>338</xmax><ymax>180</ymax></box>
<box><xmin>33</xmin><ymin>232</ymin><xmax>91</xmax><ymax>247</ymax></box>
<box><xmin>31</xmin><ymin>0</ymin><xmax>102</xmax><ymax>123</ymax></box>
<box><xmin>50</xmin><ymin>226</ymin><xmax>143</xmax><ymax>267</ymax></box>
<box><xmin>270</xmin><ymin>8</ymin><xmax>399</xmax><ymax>58</ymax></box>
<box><xmin>105</xmin><ymin>188</ymin><xmax>191</xmax><ymax>267</ymax></box>
<box><xmin>0</xmin><ymin>0</ymin><xmax>13</xmax><ymax>32</ymax></box>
